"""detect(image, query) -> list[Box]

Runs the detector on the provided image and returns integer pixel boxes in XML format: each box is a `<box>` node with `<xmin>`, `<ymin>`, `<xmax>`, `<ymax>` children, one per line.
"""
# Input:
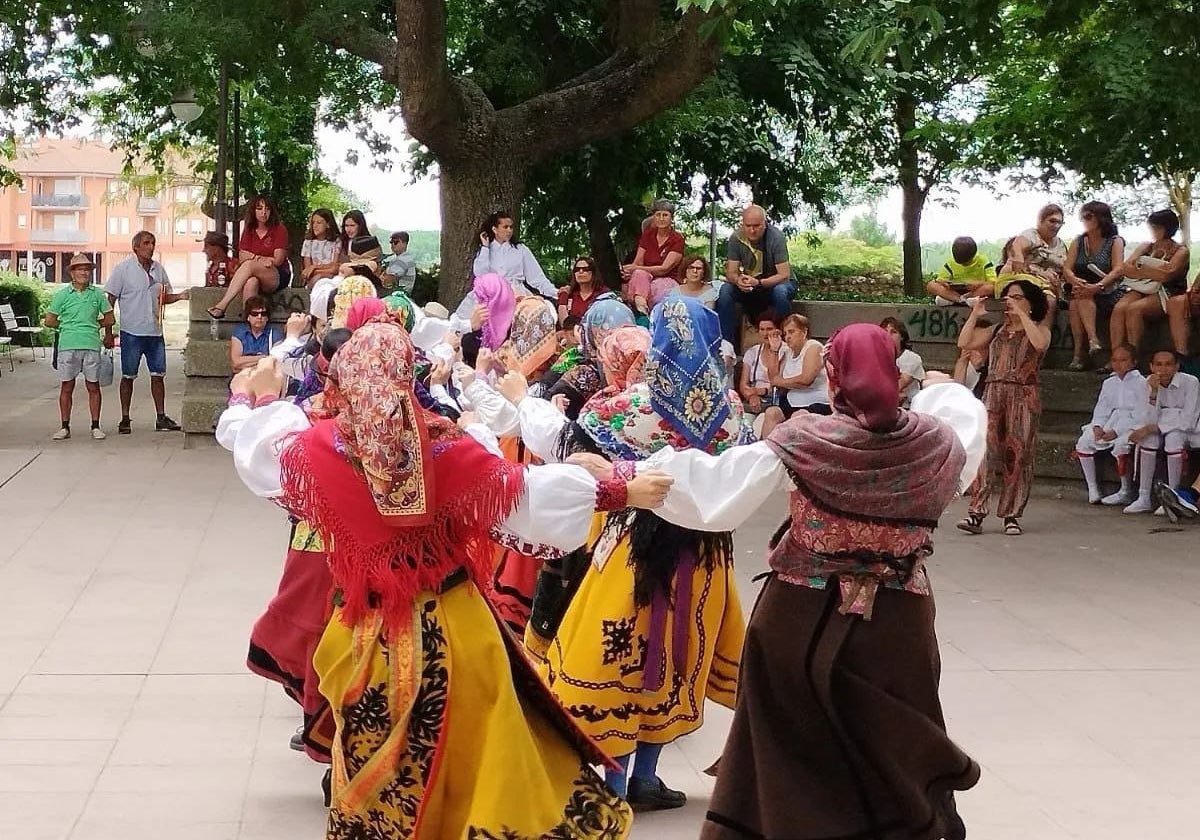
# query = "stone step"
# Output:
<box><xmin>189</xmin><ymin>285</ymin><xmax>310</xmax><ymax>323</ymax></box>
<box><xmin>181</xmin><ymin>376</ymin><xmax>230</xmax><ymax>435</ymax></box>
<box><xmin>184</xmin><ymin>338</ymin><xmax>233</xmax><ymax>378</ymax></box>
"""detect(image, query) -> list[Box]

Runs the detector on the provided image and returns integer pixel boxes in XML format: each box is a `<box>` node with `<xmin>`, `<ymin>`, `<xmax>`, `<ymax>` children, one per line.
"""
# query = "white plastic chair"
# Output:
<box><xmin>0</xmin><ymin>303</ymin><xmax>47</xmax><ymax>360</ymax></box>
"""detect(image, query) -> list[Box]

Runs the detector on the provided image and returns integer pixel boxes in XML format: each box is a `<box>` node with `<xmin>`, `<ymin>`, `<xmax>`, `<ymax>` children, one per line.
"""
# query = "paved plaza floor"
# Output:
<box><xmin>1</xmin><ymin>352</ymin><xmax>1196</xmax><ymax>839</ymax></box>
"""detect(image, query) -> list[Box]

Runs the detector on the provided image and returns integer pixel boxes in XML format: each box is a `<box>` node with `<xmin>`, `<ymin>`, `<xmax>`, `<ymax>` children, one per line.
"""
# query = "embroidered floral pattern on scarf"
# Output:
<box><xmin>641</xmin><ymin>297</ymin><xmax>731</xmax><ymax>450</ymax></box>
<box><xmin>498</xmin><ymin>297</ymin><xmax>559</xmax><ymax>376</ymax></box>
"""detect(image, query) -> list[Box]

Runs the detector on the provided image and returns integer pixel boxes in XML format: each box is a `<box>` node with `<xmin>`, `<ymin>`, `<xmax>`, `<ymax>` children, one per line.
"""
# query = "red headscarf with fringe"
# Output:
<box><xmin>278</xmin><ymin>313</ymin><xmax>525</xmax><ymax>630</ymax></box>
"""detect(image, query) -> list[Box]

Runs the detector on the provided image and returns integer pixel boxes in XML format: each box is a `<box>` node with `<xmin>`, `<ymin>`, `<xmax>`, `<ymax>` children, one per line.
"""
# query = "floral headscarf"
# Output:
<box><xmin>497</xmin><ymin>297</ymin><xmax>558</xmax><ymax>377</ymax></box>
<box><xmin>578</xmin><ymin>382</ymin><xmax>752</xmax><ymax>461</ymax></box>
<box><xmin>597</xmin><ymin>325</ymin><xmax>651</xmax><ymax>391</ymax></box>
<box><xmin>579</xmin><ymin>293</ymin><xmax>635</xmax><ymax>360</ymax></box>
<box><xmin>331</xmin><ymin>275</ymin><xmax>377</xmax><ymax>329</ymax></box>
<box><xmin>641</xmin><ymin>296</ymin><xmax>731</xmax><ymax>450</ymax></box>
<box><xmin>324</xmin><ymin>315</ymin><xmax>435</xmax><ymax>522</ymax></box>
<box><xmin>383</xmin><ymin>290</ymin><xmax>417</xmax><ymax>331</ymax></box>
<box><xmin>474</xmin><ymin>272</ymin><xmax>516</xmax><ymax>350</ymax></box>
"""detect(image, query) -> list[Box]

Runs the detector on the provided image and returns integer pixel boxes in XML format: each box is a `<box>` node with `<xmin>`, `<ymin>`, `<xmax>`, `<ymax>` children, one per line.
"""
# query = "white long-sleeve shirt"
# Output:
<box><xmin>451</xmin><ymin>242</ymin><xmax>559</xmax><ymax>332</ymax></box>
<box><xmin>216</xmin><ymin>400</ymin><xmax>602</xmax><ymax>552</ymax></box>
<box><xmin>1088</xmin><ymin>370</ymin><xmax>1147</xmax><ymax>433</ymax></box>
<box><xmin>632</xmin><ymin>383</ymin><xmax>987</xmax><ymax>533</ymax></box>
<box><xmin>1137</xmin><ymin>371</ymin><xmax>1200</xmax><ymax>436</ymax></box>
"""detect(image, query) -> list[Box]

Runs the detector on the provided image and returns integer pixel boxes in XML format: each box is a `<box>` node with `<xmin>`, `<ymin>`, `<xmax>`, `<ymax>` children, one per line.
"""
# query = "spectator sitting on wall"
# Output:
<box><xmin>926</xmin><ymin>237</ymin><xmax>995</xmax><ymax>306</ymax></box>
<box><xmin>230</xmin><ymin>295</ymin><xmax>283</xmax><ymax>373</ymax></box>
<box><xmin>1165</xmin><ymin>271</ymin><xmax>1200</xmax><ymax>378</ymax></box>
<box><xmin>207</xmin><ymin>194</ymin><xmax>290</xmax><ymax>319</ymax></box>
<box><xmin>1003</xmin><ymin>203</ymin><xmax>1067</xmax><ymax>294</ymax></box>
<box><xmin>337</xmin><ymin>210</ymin><xmax>383</xmax><ymax>278</ymax></box>
<box><xmin>718</xmin><ymin>204</ymin><xmax>797</xmax><ymax>347</ymax></box>
<box><xmin>1062</xmin><ymin>201</ymin><xmax>1125</xmax><ymax>371</ymax></box>
<box><xmin>559</xmin><ymin>256</ymin><xmax>604</xmax><ymax>323</ymax></box>
<box><xmin>759</xmin><ymin>313</ymin><xmax>830</xmax><ymax>438</ymax></box>
<box><xmin>738</xmin><ymin>311</ymin><xmax>779</xmax><ymax>417</ymax></box>
<box><xmin>1074</xmin><ymin>345</ymin><xmax>1146</xmax><ymax>506</ymax></box>
<box><xmin>300</xmin><ymin>209</ymin><xmax>342</xmax><ymax>289</ymax></box>
<box><xmin>668</xmin><ymin>255</ymin><xmax>719</xmax><ymax>308</ymax></box>
<box><xmin>203</xmin><ymin>232</ymin><xmax>240</xmax><ymax>288</ymax></box>
<box><xmin>622</xmin><ymin>199</ymin><xmax>685</xmax><ymax>315</ymax></box>
<box><xmin>381</xmin><ymin>231</ymin><xmax>418</xmax><ymax>294</ymax></box>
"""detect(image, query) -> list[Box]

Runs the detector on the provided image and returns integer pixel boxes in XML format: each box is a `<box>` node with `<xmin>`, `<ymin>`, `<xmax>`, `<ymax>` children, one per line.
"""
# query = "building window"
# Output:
<box><xmin>108</xmin><ymin>217</ymin><xmax>130</xmax><ymax>235</ymax></box>
<box><xmin>190</xmin><ymin>219</ymin><xmax>204</xmax><ymax>235</ymax></box>
<box><xmin>17</xmin><ymin>214</ymin><xmax>27</xmax><ymax>228</ymax></box>
<box><xmin>17</xmin><ymin>182</ymin><xmax>26</xmax><ymax>193</ymax></box>
<box><xmin>175</xmin><ymin>187</ymin><xmax>190</xmax><ymax>202</ymax></box>
<box><xmin>175</xmin><ymin>217</ymin><xmax>188</xmax><ymax>235</ymax></box>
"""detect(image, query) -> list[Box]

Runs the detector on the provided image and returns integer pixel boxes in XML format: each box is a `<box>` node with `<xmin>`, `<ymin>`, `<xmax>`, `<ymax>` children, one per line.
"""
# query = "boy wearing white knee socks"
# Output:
<box><xmin>1126</xmin><ymin>350</ymin><xmax>1200</xmax><ymax>514</ymax></box>
<box><xmin>1076</xmin><ymin>346</ymin><xmax>1145</xmax><ymax>505</ymax></box>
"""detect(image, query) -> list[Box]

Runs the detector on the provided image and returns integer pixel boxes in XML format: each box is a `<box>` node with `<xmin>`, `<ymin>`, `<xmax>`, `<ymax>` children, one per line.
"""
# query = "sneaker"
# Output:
<box><xmin>155</xmin><ymin>415</ymin><xmax>182</xmax><ymax>432</ymax></box>
<box><xmin>626</xmin><ymin>776</ymin><xmax>687</xmax><ymax>813</ymax></box>
<box><xmin>962</xmin><ymin>296</ymin><xmax>984</xmax><ymax>308</ymax></box>
<box><xmin>1174</xmin><ymin>487</ymin><xmax>1200</xmax><ymax>516</ymax></box>
<box><xmin>118</xmin><ymin>418</ymin><xmax>132</xmax><ymax>435</ymax></box>
<box><xmin>91</xmin><ymin>427</ymin><xmax>106</xmax><ymax>440</ymax></box>
<box><xmin>1067</xmin><ymin>360</ymin><xmax>1086</xmax><ymax>372</ymax></box>
<box><xmin>1153</xmin><ymin>506</ymin><xmax>1166</xmax><ymax>517</ymax></box>
<box><xmin>1101</xmin><ymin>490</ymin><xmax>1135</xmax><ymax>506</ymax></box>
<box><xmin>1123</xmin><ymin>497</ymin><xmax>1154</xmax><ymax>514</ymax></box>
<box><xmin>934</xmin><ymin>296</ymin><xmax>955</xmax><ymax>307</ymax></box>
<box><xmin>1158</xmin><ymin>483</ymin><xmax>1199</xmax><ymax>519</ymax></box>
<box><xmin>956</xmin><ymin>513</ymin><xmax>984</xmax><ymax>535</ymax></box>
<box><xmin>289</xmin><ymin>727</ymin><xmax>305</xmax><ymax>752</ymax></box>
<box><xmin>51</xmin><ymin>428</ymin><xmax>70</xmax><ymax>441</ymax></box>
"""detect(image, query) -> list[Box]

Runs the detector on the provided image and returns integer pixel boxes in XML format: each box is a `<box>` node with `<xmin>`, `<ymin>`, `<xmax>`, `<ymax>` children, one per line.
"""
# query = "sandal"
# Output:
<box><xmin>1003</xmin><ymin>517</ymin><xmax>1022</xmax><ymax>536</ymax></box>
<box><xmin>1067</xmin><ymin>359</ymin><xmax>1085</xmax><ymax>371</ymax></box>
<box><xmin>956</xmin><ymin>513</ymin><xmax>984</xmax><ymax>535</ymax></box>
<box><xmin>206</xmin><ymin>306</ymin><xmax>226</xmax><ymax>319</ymax></box>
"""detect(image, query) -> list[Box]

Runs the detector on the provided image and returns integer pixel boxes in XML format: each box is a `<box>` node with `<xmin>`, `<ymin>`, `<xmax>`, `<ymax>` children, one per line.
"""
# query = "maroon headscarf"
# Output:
<box><xmin>825</xmin><ymin>323</ymin><xmax>901</xmax><ymax>433</ymax></box>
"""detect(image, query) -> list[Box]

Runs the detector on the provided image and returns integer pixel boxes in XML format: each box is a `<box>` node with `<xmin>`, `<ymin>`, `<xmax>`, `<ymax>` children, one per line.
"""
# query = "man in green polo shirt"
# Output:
<box><xmin>44</xmin><ymin>253</ymin><xmax>115</xmax><ymax>440</ymax></box>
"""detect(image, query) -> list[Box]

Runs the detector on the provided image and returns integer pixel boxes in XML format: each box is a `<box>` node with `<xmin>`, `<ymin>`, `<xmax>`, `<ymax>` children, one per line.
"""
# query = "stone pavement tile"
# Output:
<box><xmin>106</xmin><ymin>716</ymin><xmax>259</xmax><ymax>766</ymax></box>
<box><xmin>0</xmin><ymin>790</ymin><xmax>90</xmax><ymax>840</ymax></box>
<box><xmin>131</xmin><ymin>675</ymin><xmax>265</xmax><ymax>720</ymax></box>
<box><xmin>70</xmin><ymin>820</ymin><xmax>239</xmax><ymax>840</ymax></box>
<box><xmin>240</xmin><ymin>757</ymin><xmax>328</xmax><ymax>827</ymax></box>
<box><xmin>33</xmin><ymin>620</ymin><xmax>167</xmax><ymax>675</ymax></box>
<box><xmin>0</xmin><ymin>739</ymin><xmax>114</xmax><ymax>766</ymax></box>
<box><xmin>152</xmin><ymin>619</ymin><xmax>266</xmax><ymax>674</ymax></box>
<box><xmin>954</xmin><ymin>775</ymin><xmax>1071</xmax><ymax>840</ymax></box>
<box><xmin>79</xmin><ymin>790</ymin><xmax>245</xmax><ymax>825</ymax></box>
<box><xmin>0</xmin><ymin>713</ymin><xmax>129</xmax><ymax>741</ymax></box>
<box><xmin>0</xmin><ymin>762</ymin><xmax>103</xmax><ymax>792</ymax></box>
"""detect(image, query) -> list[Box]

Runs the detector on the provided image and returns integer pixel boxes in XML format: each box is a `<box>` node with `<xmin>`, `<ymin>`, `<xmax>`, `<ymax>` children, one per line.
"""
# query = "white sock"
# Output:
<box><xmin>1078</xmin><ymin>454</ymin><xmax>1099</xmax><ymax>497</ymax></box>
<box><xmin>1167</xmin><ymin>452</ymin><xmax>1184</xmax><ymax>488</ymax></box>
<box><xmin>1138</xmin><ymin>448</ymin><xmax>1159</xmax><ymax>501</ymax></box>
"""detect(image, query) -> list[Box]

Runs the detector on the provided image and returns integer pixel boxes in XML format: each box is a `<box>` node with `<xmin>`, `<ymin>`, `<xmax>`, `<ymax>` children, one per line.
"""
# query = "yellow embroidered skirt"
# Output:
<box><xmin>543</xmin><ymin>515</ymin><xmax>745</xmax><ymax>757</ymax></box>
<box><xmin>315</xmin><ymin>579</ymin><xmax>631</xmax><ymax>840</ymax></box>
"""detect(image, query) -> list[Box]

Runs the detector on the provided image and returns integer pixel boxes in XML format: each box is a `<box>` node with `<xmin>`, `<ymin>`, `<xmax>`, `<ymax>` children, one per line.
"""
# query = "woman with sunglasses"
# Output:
<box><xmin>229</xmin><ymin>296</ymin><xmax>282</xmax><ymax>373</ymax></box>
<box><xmin>1062</xmin><ymin>201</ymin><xmax>1125</xmax><ymax>370</ymax></box>
<box><xmin>558</xmin><ymin>256</ymin><xmax>604</xmax><ymax>322</ymax></box>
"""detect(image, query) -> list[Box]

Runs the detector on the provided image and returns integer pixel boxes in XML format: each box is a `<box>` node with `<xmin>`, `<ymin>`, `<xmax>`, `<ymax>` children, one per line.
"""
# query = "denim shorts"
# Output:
<box><xmin>120</xmin><ymin>331</ymin><xmax>167</xmax><ymax>378</ymax></box>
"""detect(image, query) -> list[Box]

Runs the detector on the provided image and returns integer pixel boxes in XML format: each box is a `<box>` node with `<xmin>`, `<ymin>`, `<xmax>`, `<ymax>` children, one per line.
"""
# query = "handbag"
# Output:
<box><xmin>1122</xmin><ymin>256</ymin><xmax>1166</xmax><ymax>295</ymax></box>
<box><xmin>98</xmin><ymin>348</ymin><xmax>115</xmax><ymax>387</ymax></box>
<box><xmin>51</xmin><ymin>330</ymin><xmax>60</xmax><ymax>370</ymax></box>
<box><xmin>349</xmin><ymin>235</ymin><xmax>381</xmax><ymax>258</ymax></box>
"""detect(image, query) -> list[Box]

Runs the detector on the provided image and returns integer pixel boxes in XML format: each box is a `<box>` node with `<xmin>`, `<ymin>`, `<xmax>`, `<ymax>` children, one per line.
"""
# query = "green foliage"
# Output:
<box><xmin>307</xmin><ymin>176</ymin><xmax>372</xmax><ymax>218</ymax></box>
<box><xmin>789</xmin><ymin>234</ymin><xmax>901</xmax><ymax>274</ymax></box>
<box><xmin>793</xmin><ymin>286</ymin><xmax>928</xmax><ymax>304</ymax></box>
<box><xmin>847</xmin><ymin>209</ymin><xmax>896</xmax><ymax>248</ymax></box>
<box><xmin>0</xmin><ymin>273</ymin><xmax>54</xmax><ymax>326</ymax></box>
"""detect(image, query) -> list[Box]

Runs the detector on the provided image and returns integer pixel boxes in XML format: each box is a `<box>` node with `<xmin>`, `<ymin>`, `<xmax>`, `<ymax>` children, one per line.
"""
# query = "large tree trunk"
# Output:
<box><xmin>266</xmin><ymin>102</ymin><xmax>318</xmax><ymax>283</ymax></box>
<box><xmin>437</xmin><ymin>158</ymin><xmax>527</xmax><ymax>305</ymax></box>
<box><xmin>585</xmin><ymin>175</ymin><xmax>620</xmax><ymax>290</ymax></box>
<box><xmin>895</xmin><ymin>94</ymin><xmax>928</xmax><ymax>297</ymax></box>
<box><xmin>1165</xmin><ymin>170</ymin><xmax>1193</xmax><ymax>246</ymax></box>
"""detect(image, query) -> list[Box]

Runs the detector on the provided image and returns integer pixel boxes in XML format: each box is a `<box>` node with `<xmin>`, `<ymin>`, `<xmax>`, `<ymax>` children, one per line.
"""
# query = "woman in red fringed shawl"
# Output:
<box><xmin>218</xmin><ymin>326</ymin><xmax>352</xmax><ymax>777</ymax></box>
<box><xmin>639</xmin><ymin>323</ymin><xmax>988</xmax><ymax>840</ymax></box>
<box><xmin>216</xmin><ymin>313</ymin><xmax>683</xmax><ymax>839</ymax></box>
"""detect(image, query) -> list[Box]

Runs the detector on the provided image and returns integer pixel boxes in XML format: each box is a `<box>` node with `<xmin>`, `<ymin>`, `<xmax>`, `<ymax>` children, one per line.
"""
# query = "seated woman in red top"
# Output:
<box><xmin>208</xmin><ymin>194</ymin><xmax>291</xmax><ymax>319</ymax></box>
<box><xmin>557</xmin><ymin>255</ymin><xmax>605</xmax><ymax>322</ymax></box>
<box><xmin>622</xmin><ymin>200</ymin><xmax>685</xmax><ymax>316</ymax></box>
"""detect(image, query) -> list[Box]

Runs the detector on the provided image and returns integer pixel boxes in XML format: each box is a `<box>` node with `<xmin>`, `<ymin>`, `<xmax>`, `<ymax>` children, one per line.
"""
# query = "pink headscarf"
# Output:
<box><xmin>824</xmin><ymin>323</ymin><xmax>901</xmax><ymax>433</ymax></box>
<box><xmin>598</xmin><ymin>326</ymin><xmax>651</xmax><ymax>390</ymax></box>
<box><xmin>346</xmin><ymin>298</ymin><xmax>387</xmax><ymax>332</ymax></box>
<box><xmin>473</xmin><ymin>272</ymin><xmax>516</xmax><ymax>349</ymax></box>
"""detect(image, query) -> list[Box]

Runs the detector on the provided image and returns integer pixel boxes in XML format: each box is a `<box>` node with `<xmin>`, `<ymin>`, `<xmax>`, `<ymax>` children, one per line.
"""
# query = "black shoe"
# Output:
<box><xmin>289</xmin><ymin>727</ymin><xmax>305</xmax><ymax>752</ymax></box>
<box><xmin>118</xmin><ymin>418</ymin><xmax>132</xmax><ymax>435</ymax></box>
<box><xmin>626</xmin><ymin>776</ymin><xmax>687</xmax><ymax>812</ymax></box>
<box><xmin>322</xmin><ymin>768</ymin><xmax>332</xmax><ymax>808</ymax></box>
<box><xmin>155</xmin><ymin>415</ymin><xmax>182</xmax><ymax>432</ymax></box>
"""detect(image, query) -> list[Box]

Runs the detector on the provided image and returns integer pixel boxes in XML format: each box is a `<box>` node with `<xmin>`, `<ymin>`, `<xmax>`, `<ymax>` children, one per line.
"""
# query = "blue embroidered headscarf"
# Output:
<box><xmin>642</xmin><ymin>296</ymin><xmax>731</xmax><ymax>450</ymax></box>
<box><xmin>579</xmin><ymin>293</ymin><xmax>635</xmax><ymax>360</ymax></box>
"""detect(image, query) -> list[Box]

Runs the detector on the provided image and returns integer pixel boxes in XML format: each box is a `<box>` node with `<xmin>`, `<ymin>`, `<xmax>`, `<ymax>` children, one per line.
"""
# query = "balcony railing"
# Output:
<box><xmin>30</xmin><ymin>229</ymin><xmax>90</xmax><ymax>245</ymax></box>
<box><xmin>31</xmin><ymin>193</ymin><xmax>88</xmax><ymax>209</ymax></box>
<box><xmin>137</xmin><ymin>197</ymin><xmax>161</xmax><ymax>214</ymax></box>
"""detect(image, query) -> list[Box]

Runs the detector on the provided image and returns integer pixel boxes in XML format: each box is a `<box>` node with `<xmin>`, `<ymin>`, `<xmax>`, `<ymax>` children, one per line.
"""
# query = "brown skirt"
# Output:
<box><xmin>702</xmin><ymin>576</ymin><xmax>979</xmax><ymax>840</ymax></box>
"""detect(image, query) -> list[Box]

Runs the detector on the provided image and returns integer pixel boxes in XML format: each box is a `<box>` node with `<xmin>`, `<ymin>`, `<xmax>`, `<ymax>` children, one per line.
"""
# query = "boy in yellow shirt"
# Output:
<box><xmin>926</xmin><ymin>237</ymin><xmax>996</xmax><ymax>305</ymax></box>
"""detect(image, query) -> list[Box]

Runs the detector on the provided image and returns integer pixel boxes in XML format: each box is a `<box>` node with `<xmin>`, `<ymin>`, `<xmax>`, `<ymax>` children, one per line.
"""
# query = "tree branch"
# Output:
<box><xmin>614</xmin><ymin>0</ymin><xmax>662</xmax><ymax>49</ymax></box>
<box><xmin>319</xmin><ymin>16</ymin><xmax>399</xmax><ymax>81</ymax></box>
<box><xmin>502</xmin><ymin>9</ymin><xmax>721</xmax><ymax>162</ymax></box>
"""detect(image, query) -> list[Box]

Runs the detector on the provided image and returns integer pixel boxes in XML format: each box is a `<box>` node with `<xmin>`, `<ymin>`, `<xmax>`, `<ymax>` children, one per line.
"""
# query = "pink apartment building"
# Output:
<box><xmin>0</xmin><ymin>137</ymin><xmax>214</xmax><ymax>285</ymax></box>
